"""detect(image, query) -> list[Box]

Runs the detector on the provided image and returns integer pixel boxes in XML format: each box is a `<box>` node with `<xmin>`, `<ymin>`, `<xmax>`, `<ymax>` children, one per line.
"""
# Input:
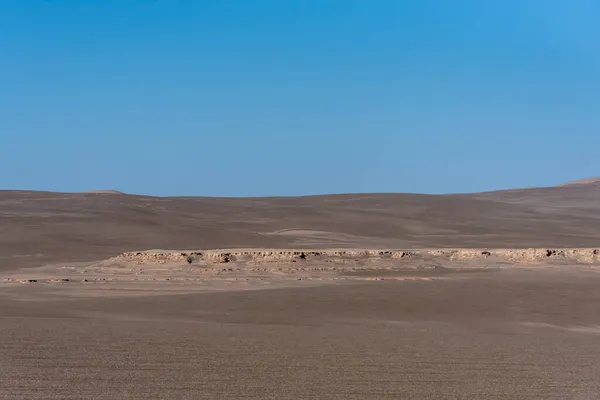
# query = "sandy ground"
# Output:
<box><xmin>3</xmin><ymin>266</ymin><xmax>600</xmax><ymax>399</ymax></box>
<box><xmin>2</xmin><ymin>182</ymin><xmax>600</xmax><ymax>398</ymax></box>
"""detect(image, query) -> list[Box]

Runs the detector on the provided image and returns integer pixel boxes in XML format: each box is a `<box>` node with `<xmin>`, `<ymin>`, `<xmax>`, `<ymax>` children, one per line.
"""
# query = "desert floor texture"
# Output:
<box><xmin>1</xmin><ymin>179</ymin><xmax>600</xmax><ymax>399</ymax></box>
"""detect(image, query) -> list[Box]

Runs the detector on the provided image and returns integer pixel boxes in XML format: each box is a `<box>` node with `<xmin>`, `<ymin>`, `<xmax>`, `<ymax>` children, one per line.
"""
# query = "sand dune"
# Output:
<box><xmin>2</xmin><ymin>180</ymin><xmax>600</xmax><ymax>271</ymax></box>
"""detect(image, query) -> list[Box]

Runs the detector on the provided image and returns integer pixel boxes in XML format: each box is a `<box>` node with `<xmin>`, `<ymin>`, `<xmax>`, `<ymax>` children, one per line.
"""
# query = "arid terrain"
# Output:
<box><xmin>2</xmin><ymin>179</ymin><xmax>600</xmax><ymax>399</ymax></box>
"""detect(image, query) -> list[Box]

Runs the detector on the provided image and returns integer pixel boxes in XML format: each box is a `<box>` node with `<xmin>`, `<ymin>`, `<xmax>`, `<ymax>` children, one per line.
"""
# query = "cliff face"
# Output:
<box><xmin>112</xmin><ymin>248</ymin><xmax>600</xmax><ymax>265</ymax></box>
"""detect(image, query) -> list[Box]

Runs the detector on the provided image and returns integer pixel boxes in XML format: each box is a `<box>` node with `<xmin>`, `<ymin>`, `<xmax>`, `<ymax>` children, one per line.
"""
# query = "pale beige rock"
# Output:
<box><xmin>112</xmin><ymin>247</ymin><xmax>600</xmax><ymax>266</ymax></box>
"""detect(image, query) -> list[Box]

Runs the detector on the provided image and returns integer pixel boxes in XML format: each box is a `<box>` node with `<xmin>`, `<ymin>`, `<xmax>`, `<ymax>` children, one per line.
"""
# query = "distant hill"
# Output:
<box><xmin>557</xmin><ymin>177</ymin><xmax>600</xmax><ymax>186</ymax></box>
<box><xmin>82</xmin><ymin>190</ymin><xmax>125</xmax><ymax>194</ymax></box>
<box><xmin>1</xmin><ymin>180</ymin><xmax>600</xmax><ymax>270</ymax></box>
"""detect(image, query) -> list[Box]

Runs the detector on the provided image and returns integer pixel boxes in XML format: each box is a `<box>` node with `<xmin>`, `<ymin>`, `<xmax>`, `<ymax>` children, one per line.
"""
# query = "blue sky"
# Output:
<box><xmin>1</xmin><ymin>1</ymin><xmax>598</xmax><ymax>196</ymax></box>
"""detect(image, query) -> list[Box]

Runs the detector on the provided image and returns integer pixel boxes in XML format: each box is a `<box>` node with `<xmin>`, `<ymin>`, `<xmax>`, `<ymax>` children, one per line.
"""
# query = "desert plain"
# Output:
<box><xmin>2</xmin><ymin>179</ymin><xmax>600</xmax><ymax>399</ymax></box>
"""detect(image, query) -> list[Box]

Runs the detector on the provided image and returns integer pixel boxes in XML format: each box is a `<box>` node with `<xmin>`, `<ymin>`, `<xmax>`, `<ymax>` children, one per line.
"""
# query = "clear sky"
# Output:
<box><xmin>1</xmin><ymin>1</ymin><xmax>598</xmax><ymax>196</ymax></box>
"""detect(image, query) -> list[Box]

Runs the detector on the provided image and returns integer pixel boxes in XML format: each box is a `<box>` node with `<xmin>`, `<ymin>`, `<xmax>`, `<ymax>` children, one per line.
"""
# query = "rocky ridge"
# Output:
<box><xmin>112</xmin><ymin>248</ymin><xmax>600</xmax><ymax>265</ymax></box>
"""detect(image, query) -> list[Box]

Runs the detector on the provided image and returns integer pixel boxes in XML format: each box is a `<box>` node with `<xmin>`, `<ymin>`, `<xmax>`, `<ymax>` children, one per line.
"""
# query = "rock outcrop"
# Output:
<box><xmin>111</xmin><ymin>248</ymin><xmax>600</xmax><ymax>265</ymax></box>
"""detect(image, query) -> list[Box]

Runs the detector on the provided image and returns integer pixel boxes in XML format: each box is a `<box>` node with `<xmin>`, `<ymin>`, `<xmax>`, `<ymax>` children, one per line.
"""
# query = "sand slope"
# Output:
<box><xmin>2</xmin><ymin>180</ymin><xmax>600</xmax><ymax>270</ymax></box>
